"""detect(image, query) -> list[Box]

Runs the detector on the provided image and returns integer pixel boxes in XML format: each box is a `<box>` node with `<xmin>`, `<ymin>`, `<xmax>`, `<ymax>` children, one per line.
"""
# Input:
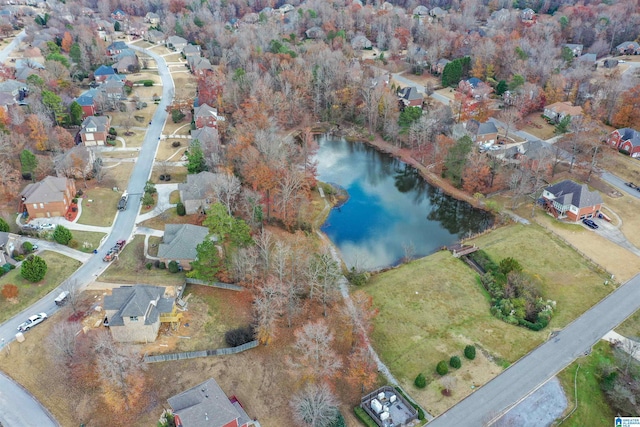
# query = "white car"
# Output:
<box><xmin>39</xmin><ymin>223</ymin><xmax>55</xmax><ymax>230</ymax></box>
<box><xmin>17</xmin><ymin>312</ymin><xmax>47</xmax><ymax>331</ymax></box>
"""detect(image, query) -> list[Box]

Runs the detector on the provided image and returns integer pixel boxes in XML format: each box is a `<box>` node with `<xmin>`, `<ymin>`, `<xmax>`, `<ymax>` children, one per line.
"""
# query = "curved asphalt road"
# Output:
<box><xmin>0</xmin><ymin>44</ymin><xmax>174</xmax><ymax>426</ymax></box>
<box><xmin>0</xmin><ymin>30</ymin><xmax>25</xmax><ymax>64</ymax></box>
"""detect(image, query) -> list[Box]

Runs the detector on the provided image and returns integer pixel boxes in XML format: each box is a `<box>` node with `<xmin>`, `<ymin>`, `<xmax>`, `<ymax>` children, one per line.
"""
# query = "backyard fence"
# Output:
<box><xmin>184</xmin><ymin>278</ymin><xmax>244</xmax><ymax>291</ymax></box>
<box><xmin>144</xmin><ymin>340</ymin><xmax>258</xmax><ymax>363</ymax></box>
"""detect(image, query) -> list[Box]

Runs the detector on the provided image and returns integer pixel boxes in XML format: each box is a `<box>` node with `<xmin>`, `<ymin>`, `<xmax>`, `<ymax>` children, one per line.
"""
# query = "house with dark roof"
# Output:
<box><xmin>191</xmin><ymin>127</ymin><xmax>221</xmax><ymax>157</ymax></box>
<box><xmin>167</xmin><ymin>35</ymin><xmax>188</xmax><ymax>52</ymax></box>
<box><xmin>542</xmin><ymin>180</ymin><xmax>602</xmax><ymax>222</ymax></box>
<box><xmin>458</xmin><ymin>77</ymin><xmax>491</xmax><ymax>98</ymax></box>
<box><xmin>562</xmin><ymin>43</ymin><xmax>583</xmax><ymax>57</ymax></box>
<box><xmin>79</xmin><ymin>116</ymin><xmax>110</xmax><ymax>146</ymax></box>
<box><xmin>543</xmin><ymin>101</ymin><xmax>583</xmax><ymax>124</ymax></box>
<box><xmin>111</xmin><ymin>8</ymin><xmax>126</xmax><ymax>21</ymax></box>
<box><xmin>474</xmin><ymin>121</ymin><xmax>498</xmax><ymax>145</ymax></box>
<box><xmin>76</xmin><ymin>88</ymin><xmax>99</xmax><ymax>118</ymax></box>
<box><xmin>429</xmin><ymin>6</ymin><xmax>447</xmax><ymax>19</ymax></box>
<box><xmin>94</xmin><ymin>64</ymin><xmax>115</xmax><ymax>83</ymax></box>
<box><xmin>113</xmin><ymin>54</ymin><xmax>139</xmax><ymax>74</ymax></box>
<box><xmin>178</xmin><ymin>172</ymin><xmax>217</xmax><ymax>214</ymax></box>
<box><xmin>616</xmin><ymin>41</ymin><xmax>640</xmax><ymax>55</ymax></box>
<box><xmin>351</xmin><ymin>34</ymin><xmax>372</xmax><ymax>50</ymax></box>
<box><xmin>608</xmin><ymin>128</ymin><xmax>640</xmax><ymax>158</ymax></box>
<box><xmin>188</xmin><ymin>56</ymin><xmax>213</xmax><ymax>76</ymax></box>
<box><xmin>99</xmin><ymin>74</ymin><xmax>126</xmax><ymax>103</ymax></box>
<box><xmin>158</xmin><ymin>224</ymin><xmax>212</xmax><ymax>270</ymax></box>
<box><xmin>305</xmin><ymin>26</ymin><xmax>325</xmax><ymax>39</ymax></box>
<box><xmin>104</xmin><ymin>285</ymin><xmax>180</xmax><ymax>343</ymax></box>
<box><xmin>145</xmin><ymin>29</ymin><xmax>166</xmax><ymax>44</ymax></box>
<box><xmin>54</xmin><ymin>145</ymin><xmax>96</xmax><ymax>179</ymax></box>
<box><xmin>398</xmin><ymin>86</ymin><xmax>423</xmax><ymax>108</ymax></box>
<box><xmin>19</xmin><ymin>176</ymin><xmax>76</xmax><ymax>219</ymax></box>
<box><xmin>412</xmin><ymin>5</ymin><xmax>429</xmax><ymax>16</ymax></box>
<box><xmin>183</xmin><ymin>44</ymin><xmax>201</xmax><ymax>58</ymax></box>
<box><xmin>144</xmin><ymin>12</ymin><xmax>160</xmax><ymax>25</ymax></box>
<box><xmin>15</xmin><ymin>59</ymin><xmax>44</xmax><ymax>82</ymax></box>
<box><xmin>106</xmin><ymin>41</ymin><xmax>128</xmax><ymax>57</ymax></box>
<box><xmin>0</xmin><ymin>79</ymin><xmax>27</xmax><ymax>100</ymax></box>
<box><xmin>194</xmin><ymin>103</ymin><xmax>224</xmax><ymax>129</ymax></box>
<box><xmin>168</xmin><ymin>378</ymin><xmax>253</xmax><ymax>427</ymax></box>
<box><xmin>577</xmin><ymin>53</ymin><xmax>597</xmax><ymax>67</ymax></box>
<box><xmin>520</xmin><ymin>8</ymin><xmax>535</xmax><ymax>21</ymax></box>
<box><xmin>431</xmin><ymin>58</ymin><xmax>450</xmax><ymax>75</ymax></box>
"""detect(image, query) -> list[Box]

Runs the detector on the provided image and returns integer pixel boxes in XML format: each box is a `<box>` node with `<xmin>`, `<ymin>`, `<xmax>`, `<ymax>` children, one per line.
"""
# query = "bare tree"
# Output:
<box><xmin>292</xmin><ymin>319</ymin><xmax>342</xmax><ymax>380</ymax></box>
<box><xmin>47</xmin><ymin>321</ymin><xmax>81</xmax><ymax>367</ymax></box>
<box><xmin>253</xmin><ymin>279</ymin><xmax>285</xmax><ymax>345</ymax></box>
<box><xmin>440</xmin><ymin>375</ymin><xmax>457</xmax><ymax>395</ymax></box>
<box><xmin>63</xmin><ymin>279</ymin><xmax>82</xmax><ymax>314</ymax></box>
<box><xmin>212</xmin><ymin>172</ymin><xmax>241</xmax><ymax>215</ymax></box>
<box><xmin>290</xmin><ymin>382</ymin><xmax>339</xmax><ymax>427</ymax></box>
<box><xmin>306</xmin><ymin>249</ymin><xmax>341</xmax><ymax>317</ymax></box>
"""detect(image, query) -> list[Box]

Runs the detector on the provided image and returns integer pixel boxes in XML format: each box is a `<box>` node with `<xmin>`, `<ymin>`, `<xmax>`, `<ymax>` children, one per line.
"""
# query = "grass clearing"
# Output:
<box><xmin>155</xmin><ymin>138</ymin><xmax>188</xmax><ymax>161</ymax></box>
<box><xmin>556</xmin><ymin>341</ymin><xmax>616</xmax><ymax>427</ymax></box>
<box><xmin>171</xmin><ymin>73</ymin><xmax>196</xmax><ymax>99</ymax></box>
<box><xmin>150</xmin><ymin>166</ymin><xmax>187</xmax><ymax>184</ymax></box>
<box><xmin>0</xmin><ymin>251</ymin><xmax>81</xmax><ymax>323</ymax></box>
<box><xmin>169</xmin><ymin>190</ymin><xmax>181</xmax><ymax>204</ymax></box>
<box><xmin>99</xmin><ymin>235</ymin><xmax>185</xmax><ymax>286</ymax></box>
<box><xmin>69</xmin><ymin>230</ymin><xmax>106</xmax><ymax>252</ymax></box>
<box><xmin>77</xmin><ymin>187</ymin><xmax>121</xmax><ymax>227</ymax></box>
<box><xmin>148</xmin><ymin>236</ymin><xmax>161</xmax><ymax>257</ymax></box>
<box><xmin>163</xmin><ymin>53</ymin><xmax>183</xmax><ymax>63</ymax></box>
<box><xmin>140</xmin><ymin>210</ymin><xmax>203</xmax><ymax>231</ymax></box>
<box><xmin>519</xmin><ymin>113</ymin><xmax>556</xmax><ymax>140</ymax></box>
<box><xmin>365</xmin><ymin>223</ymin><xmax>612</xmax><ymax>415</ymax></box>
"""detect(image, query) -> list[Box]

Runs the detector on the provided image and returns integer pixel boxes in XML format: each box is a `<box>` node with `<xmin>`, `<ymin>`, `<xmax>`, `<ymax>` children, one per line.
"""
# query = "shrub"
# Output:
<box><xmin>168</xmin><ymin>260</ymin><xmax>179</xmax><ymax>273</ymax></box>
<box><xmin>414</xmin><ymin>373</ymin><xmax>427</xmax><ymax>388</ymax></box>
<box><xmin>13</xmin><ymin>254</ymin><xmax>24</xmax><ymax>262</ymax></box>
<box><xmin>225</xmin><ymin>326</ymin><xmax>255</xmax><ymax>347</ymax></box>
<box><xmin>20</xmin><ymin>254</ymin><xmax>47</xmax><ymax>282</ymax></box>
<box><xmin>1</xmin><ymin>284</ymin><xmax>18</xmax><ymax>300</ymax></box>
<box><xmin>436</xmin><ymin>360</ymin><xmax>449</xmax><ymax>376</ymax></box>
<box><xmin>159</xmin><ymin>175</ymin><xmax>165</xmax><ymax>181</ymax></box>
<box><xmin>154</xmin><ymin>260</ymin><xmax>160</xmax><ymax>268</ymax></box>
<box><xmin>464</xmin><ymin>345</ymin><xmax>476</xmax><ymax>360</ymax></box>
<box><xmin>450</xmin><ymin>355</ymin><xmax>461</xmax><ymax>369</ymax></box>
<box><xmin>143</xmin><ymin>80</ymin><xmax>153</xmax><ymax>86</ymax></box>
<box><xmin>176</xmin><ymin>202</ymin><xmax>186</xmax><ymax>216</ymax></box>
<box><xmin>159</xmin><ymin>261</ymin><xmax>166</xmax><ymax>269</ymax></box>
<box><xmin>53</xmin><ymin>225</ymin><xmax>73</xmax><ymax>245</ymax></box>
<box><xmin>165</xmin><ymin>174</ymin><xmax>171</xmax><ymax>181</ymax></box>
<box><xmin>72</xmin><ymin>198</ymin><xmax>78</xmax><ymax>204</ymax></box>
<box><xmin>22</xmin><ymin>241</ymin><xmax>33</xmax><ymax>253</ymax></box>
<box><xmin>171</xmin><ymin>109</ymin><xmax>185</xmax><ymax>123</ymax></box>
<box><xmin>353</xmin><ymin>407</ymin><xmax>378</xmax><ymax>427</ymax></box>
<box><xmin>0</xmin><ymin>217</ymin><xmax>9</xmax><ymax>232</ymax></box>
<box><xmin>108</xmin><ymin>127</ymin><xmax>117</xmax><ymax>136</ymax></box>
<box><xmin>145</xmin><ymin>262</ymin><xmax>152</xmax><ymax>270</ymax></box>
<box><xmin>328</xmin><ymin>413</ymin><xmax>346</xmax><ymax>427</ymax></box>
<box><xmin>171</xmin><ymin>140</ymin><xmax>181</xmax><ymax>147</ymax></box>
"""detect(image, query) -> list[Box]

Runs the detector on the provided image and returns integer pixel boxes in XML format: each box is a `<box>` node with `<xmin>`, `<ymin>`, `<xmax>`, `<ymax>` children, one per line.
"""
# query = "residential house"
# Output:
<box><xmin>104</xmin><ymin>285</ymin><xmax>179</xmax><ymax>343</ymax></box>
<box><xmin>520</xmin><ymin>8</ymin><xmax>535</xmax><ymax>21</ymax></box>
<box><xmin>113</xmin><ymin>55</ymin><xmax>139</xmax><ymax>74</ymax></box>
<box><xmin>76</xmin><ymin>88</ymin><xmax>99</xmax><ymax>118</ymax></box>
<box><xmin>543</xmin><ymin>101</ymin><xmax>583</xmax><ymax>124</ymax></box>
<box><xmin>351</xmin><ymin>34</ymin><xmax>372</xmax><ymax>50</ymax></box>
<box><xmin>458</xmin><ymin>77</ymin><xmax>491</xmax><ymax>98</ymax></box>
<box><xmin>562</xmin><ymin>43</ymin><xmax>583</xmax><ymax>57</ymax></box>
<box><xmin>0</xmin><ymin>79</ymin><xmax>27</xmax><ymax>101</ymax></box>
<box><xmin>188</xmin><ymin>56</ymin><xmax>213</xmax><ymax>76</ymax></box>
<box><xmin>429</xmin><ymin>6</ymin><xmax>447</xmax><ymax>19</ymax></box>
<box><xmin>370</xmin><ymin>73</ymin><xmax>390</xmax><ymax>89</ymax></box>
<box><xmin>191</xmin><ymin>127</ymin><xmax>221</xmax><ymax>162</ymax></box>
<box><xmin>305</xmin><ymin>26</ymin><xmax>325</xmax><ymax>39</ymax></box>
<box><xmin>242</xmin><ymin>12</ymin><xmax>259</xmax><ymax>24</ymax></box>
<box><xmin>473</xmin><ymin>121</ymin><xmax>498</xmax><ymax>145</ymax></box>
<box><xmin>99</xmin><ymin>74</ymin><xmax>126</xmax><ymax>103</ymax></box>
<box><xmin>14</xmin><ymin>59</ymin><xmax>44</xmax><ymax>82</ymax></box>
<box><xmin>183</xmin><ymin>44</ymin><xmax>201</xmax><ymax>58</ymax></box>
<box><xmin>93</xmin><ymin>64</ymin><xmax>115</xmax><ymax>83</ymax></box>
<box><xmin>127</xmin><ymin>22</ymin><xmax>146</xmax><ymax>38</ymax></box>
<box><xmin>398</xmin><ymin>86</ymin><xmax>423</xmax><ymax>108</ymax></box>
<box><xmin>494</xmin><ymin>139</ymin><xmax>554</xmax><ymax>165</ymax></box>
<box><xmin>603</xmin><ymin>59</ymin><xmax>619</xmax><ymax>68</ymax></box>
<box><xmin>144</xmin><ymin>12</ymin><xmax>160</xmax><ymax>25</ymax></box>
<box><xmin>431</xmin><ymin>58</ymin><xmax>449</xmax><ymax>75</ymax></box>
<box><xmin>0</xmin><ymin>92</ymin><xmax>16</xmax><ymax>112</ymax></box>
<box><xmin>178</xmin><ymin>171</ymin><xmax>217</xmax><ymax>214</ymax></box>
<box><xmin>79</xmin><ymin>116</ymin><xmax>110</xmax><ymax>146</ymax></box>
<box><xmin>489</xmin><ymin>8</ymin><xmax>511</xmax><ymax>25</ymax></box>
<box><xmin>607</xmin><ymin>128</ymin><xmax>640</xmax><ymax>158</ymax></box>
<box><xmin>54</xmin><ymin>145</ymin><xmax>96</xmax><ymax>179</ymax></box>
<box><xmin>412</xmin><ymin>5</ymin><xmax>429</xmax><ymax>16</ymax></box>
<box><xmin>168</xmin><ymin>378</ymin><xmax>252</xmax><ymax>427</ymax></box>
<box><xmin>542</xmin><ymin>180</ymin><xmax>603</xmax><ymax>222</ymax></box>
<box><xmin>278</xmin><ymin>3</ymin><xmax>294</xmax><ymax>14</ymax></box>
<box><xmin>145</xmin><ymin>29</ymin><xmax>166</xmax><ymax>44</ymax></box>
<box><xmin>106</xmin><ymin>41</ymin><xmax>128</xmax><ymax>57</ymax></box>
<box><xmin>111</xmin><ymin>8</ymin><xmax>126</xmax><ymax>21</ymax></box>
<box><xmin>167</xmin><ymin>35</ymin><xmax>188</xmax><ymax>52</ymax></box>
<box><xmin>19</xmin><ymin>176</ymin><xmax>76</xmax><ymax>219</ymax></box>
<box><xmin>0</xmin><ymin>232</ymin><xmax>19</xmax><ymax>266</ymax></box>
<box><xmin>616</xmin><ymin>41</ymin><xmax>640</xmax><ymax>55</ymax></box>
<box><xmin>577</xmin><ymin>53</ymin><xmax>597</xmax><ymax>67</ymax></box>
<box><xmin>157</xmin><ymin>224</ymin><xmax>212</xmax><ymax>270</ymax></box>
<box><xmin>194</xmin><ymin>103</ymin><xmax>224</xmax><ymax>129</ymax></box>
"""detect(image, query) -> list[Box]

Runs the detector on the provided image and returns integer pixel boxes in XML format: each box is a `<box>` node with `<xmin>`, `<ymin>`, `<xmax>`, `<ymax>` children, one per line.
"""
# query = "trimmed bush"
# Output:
<box><xmin>159</xmin><ymin>262</ymin><xmax>166</xmax><ymax>269</ymax></box>
<box><xmin>436</xmin><ymin>360</ymin><xmax>449</xmax><ymax>376</ymax></box>
<box><xmin>225</xmin><ymin>326</ymin><xmax>255</xmax><ymax>347</ymax></box>
<box><xmin>464</xmin><ymin>345</ymin><xmax>476</xmax><ymax>360</ymax></box>
<box><xmin>176</xmin><ymin>202</ymin><xmax>186</xmax><ymax>216</ymax></box>
<box><xmin>450</xmin><ymin>355</ymin><xmax>461</xmax><ymax>369</ymax></box>
<box><xmin>143</xmin><ymin>80</ymin><xmax>153</xmax><ymax>87</ymax></box>
<box><xmin>154</xmin><ymin>260</ymin><xmax>160</xmax><ymax>268</ymax></box>
<box><xmin>171</xmin><ymin>140</ymin><xmax>181</xmax><ymax>147</ymax></box>
<box><xmin>146</xmin><ymin>262</ymin><xmax>152</xmax><ymax>270</ymax></box>
<box><xmin>22</xmin><ymin>241</ymin><xmax>33</xmax><ymax>253</ymax></box>
<box><xmin>414</xmin><ymin>373</ymin><xmax>427</xmax><ymax>389</ymax></box>
<box><xmin>168</xmin><ymin>260</ymin><xmax>179</xmax><ymax>273</ymax></box>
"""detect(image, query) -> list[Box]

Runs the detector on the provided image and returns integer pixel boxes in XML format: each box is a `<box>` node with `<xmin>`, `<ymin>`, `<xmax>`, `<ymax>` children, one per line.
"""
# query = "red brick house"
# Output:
<box><xmin>19</xmin><ymin>176</ymin><xmax>76</xmax><ymax>219</ymax></box>
<box><xmin>542</xmin><ymin>180</ymin><xmax>602</xmax><ymax>222</ymax></box>
<box><xmin>398</xmin><ymin>86</ymin><xmax>423</xmax><ymax>108</ymax></box>
<box><xmin>194</xmin><ymin>103</ymin><xmax>224</xmax><ymax>129</ymax></box>
<box><xmin>607</xmin><ymin>128</ymin><xmax>640</xmax><ymax>158</ymax></box>
<box><xmin>80</xmin><ymin>116</ymin><xmax>110</xmax><ymax>147</ymax></box>
<box><xmin>168</xmin><ymin>378</ymin><xmax>253</xmax><ymax>427</ymax></box>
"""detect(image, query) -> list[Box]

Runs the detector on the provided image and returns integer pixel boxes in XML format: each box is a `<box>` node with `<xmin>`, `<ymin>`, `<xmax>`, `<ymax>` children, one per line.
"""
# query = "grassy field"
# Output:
<box><xmin>140</xmin><ymin>209</ymin><xmax>203</xmax><ymax>230</ymax></box>
<box><xmin>0</xmin><ymin>251</ymin><xmax>81</xmax><ymax>323</ymax></box>
<box><xmin>150</xmin><ymin>166</ymin><xmax>187</xmax><ymax>184</ymax></box>
<box><xmin>77</xmin><ymin>187</ymin><xmax>120</xmax><ymax>227</ymax></box>
<box><xmin>98</xmin><ymin>235</ymin><xmax>185</xmax><ymax>286</ymax></box>
<box><xmin>68</xmin><ymin>230</ymin><xmax>106</xmax><ymax>252</ymax></box>
<box><xmin>156</xmin><ymin>138</ymin><xmax>188</xmax><ymax>161</ymax></box>
<box><xmin>170</xmin><ymin>190</ymin><xmax>181</xmax><ymax>204</ymax></box>
<box><xmin>556</xmin><ymin>341</ymin><xmax>616</xmax><ymax>427</ymax></box>
<box><xmin>519</xmin><ymin>113</ymin><xmax>556</xmax><ymax>140</ymax></box>
<box><xmin>365</xmin><ymin>223</ymin><xmax>612</xmax><ymax>415</ymax></box>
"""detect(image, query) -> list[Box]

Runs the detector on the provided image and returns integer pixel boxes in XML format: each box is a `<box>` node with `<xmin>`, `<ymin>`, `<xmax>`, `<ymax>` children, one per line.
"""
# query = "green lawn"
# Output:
<box><xmin>614</xmin><ymin>308</ymin><xmax>640</xmax><ymax>339</ymax></box>
<box><xmin>77</xmin><ymin>188</ymin><xmax>120</xmax><ymax>227</ymax></box>
<box><xmin>556</xmin><ymin>341</ymin><xmax>616</xmax><ymax>427</ymax></box>
<box><xmin>68</xmin><ymin>230</ymin><xmax>106</xmax><ymax>253</ymax></box>
<box><xmin>98</xmin><ymin>235</ymin><xmax>185</xmax><ymax>286</ymax></box>
<box><xmin>170</xmin><ymin>190</ymin><xmax>180</xmax><ymax>204</ymax></box>
<box><xmin>0</xmin><ymin>251</ymin><xmax>81</xmax><ymax>323</ymax></box>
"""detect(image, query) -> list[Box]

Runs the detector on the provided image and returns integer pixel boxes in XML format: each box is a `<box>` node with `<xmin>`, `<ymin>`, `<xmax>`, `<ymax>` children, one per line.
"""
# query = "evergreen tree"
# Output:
<box><xmin>20</xmin><ymin>255</ymin><xmax>47</xmax><ymax>282</ymax></box>
<box><xmin>52</xmin><ymin>225</ymin><xmax>73</xmax><ymax>245</ymax></box>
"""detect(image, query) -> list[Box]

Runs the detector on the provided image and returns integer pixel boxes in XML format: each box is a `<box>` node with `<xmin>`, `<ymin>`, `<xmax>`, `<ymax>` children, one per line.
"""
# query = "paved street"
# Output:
<box><xmin>0</xmin><ymin>30</ymin><xmax>25</xmax><ymax>63</ymax></box>
<box><xmin>601</xmin><ymin>171</ymin><xmax>640</xmax><ymax>200</ymax></box>
<box><xmin>0</xmin><ymin>371</ymin><xmax>58</xmax><ymax>427</ymax></box>
<box><xmin>431</xmin><ymin>272</ymin><xmax>640</xmax><ymax>426</ymax></box>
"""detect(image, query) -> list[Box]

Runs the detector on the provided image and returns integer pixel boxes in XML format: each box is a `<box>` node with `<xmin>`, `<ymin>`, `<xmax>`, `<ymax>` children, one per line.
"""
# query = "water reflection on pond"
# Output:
<box><xmin>315</xmin><ymin>136</ymin><xmax>493</xmax><ymax>270</ymax></box>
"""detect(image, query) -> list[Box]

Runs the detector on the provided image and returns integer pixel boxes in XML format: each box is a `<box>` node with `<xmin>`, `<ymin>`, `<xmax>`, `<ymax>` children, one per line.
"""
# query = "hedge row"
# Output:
<box><xmin>353</xmin><ymin>407</ymin><xmax>377</xmax><ymax>427</ymax></box>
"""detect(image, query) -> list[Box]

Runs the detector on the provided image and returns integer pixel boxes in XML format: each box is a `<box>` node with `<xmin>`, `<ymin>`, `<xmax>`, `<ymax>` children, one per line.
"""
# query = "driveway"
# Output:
<box><xmin>590</xmin><ymin>216</ymin><xmax>640</xmax><ymax>256</ymax></box>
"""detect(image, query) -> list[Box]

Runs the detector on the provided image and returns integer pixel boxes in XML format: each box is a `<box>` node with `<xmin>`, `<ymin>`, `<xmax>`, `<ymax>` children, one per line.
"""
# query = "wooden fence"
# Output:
<box><xmin>144</xmin><ymin>340</ymin><xmax>258</xmax><ymax>363</ymax></box>
<box><xmin>184</xmin><ymin>278</ymin><xmax>244</xmax><ymax>291</ymax></box>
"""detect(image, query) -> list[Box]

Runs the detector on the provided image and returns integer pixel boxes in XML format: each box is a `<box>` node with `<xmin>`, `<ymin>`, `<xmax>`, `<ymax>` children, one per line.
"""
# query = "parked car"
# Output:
<box><xmin>17</xmin><ymin>313</ymin><xmax>47</xmax><ymax>331</ymax></box>
<box><xmin>40</xmin><ymin>223</ymin><xmax>55</xmax><ymax>230</ymax></box>
<box><xmin>626</xmin><ymin>182</ymin><xmax>637</xmax><ymax>189</ymax></box>
<box><xmin>582</xmin><ymin>219</ymin><xmax>599</xmax><ymax>229</ymax></box>
<box><xmin>22</xmin><ymin>223</ymin><xmax>39</xmax><ymax>230</ymax></box>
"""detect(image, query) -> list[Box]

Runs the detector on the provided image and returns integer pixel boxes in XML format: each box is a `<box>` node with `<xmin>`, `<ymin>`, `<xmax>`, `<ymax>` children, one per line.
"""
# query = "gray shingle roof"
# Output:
<box><xmin>545</xmin><ymin>180</ymin><xmax>602</xmax><ymax>209</ymax></box>
<box><xmin>103</xmin><ymin>285</ymin><xmax>170</xmax><ymax>326</ymax></box>
<box><xmin>81</xmin><ymin>116</ymin><xmax>109</xmax><ymax>133</ymax></box>
<box><xmin>20</xmin><ymin>176</ymin><xmax>69</xmax><ymax>204</ymax></box>
<box><xmin>158</xmin><ymin>224</ymin><xmax>211</xmax><ymax>261</ymax></box>
<box><xmin>191</xmin><ymin>127</ymin><xmax>219</xmax><ymax>145</ymax></box>
<box><xmin>168</xmin><ymin>378</ymin><xmax>241</xmax><ymax>427</ymax></box>
<box><xmin>477</xmin><ymin>121</ymin><xmax>498</xmax><ymax>135</ymax></box>
<box><xmin>618</xmin><ymin>128</ymin><xmax>640</xmax><ymax>148</ymax></box>
<box><xmin>399</xmin><ymin>86</ymin><xmax>422</xmax><ymax>102</ymax></box>
<box><xmin>178</xmin><ymin>171</ymin><xmax>217</xmax><ymax>203</ymax></box>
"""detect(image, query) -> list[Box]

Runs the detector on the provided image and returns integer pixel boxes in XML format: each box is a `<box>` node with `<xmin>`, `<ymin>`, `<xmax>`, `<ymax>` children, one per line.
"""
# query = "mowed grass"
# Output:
<box><xmin>614</xmin><ymin>306</ymin><xmax>640</xmax><ymax>338</ymax></box>
<box><xmin>0</xmin><ymin>251</ymin><xmax>81</xmax><ymax>323</ymax></box>
<box><xmin>77</xmin><ymin>187</ymin><xmax>120</xmax><ymax>227</ymax></box>
<box><xmin>365</xmin><ymin>224</ymin><xmax>611</xmax><ymax>413</ymax></box>
<box><xmin>556</xmin><ymin>341</ymin><xmax>616</xmax><ymax>427</ymax></box>
<box><xmin>98</xmin><ymin>235</ymin><xmax>185</xmax><ymax>286</ymax></box>
<box><xmin>69</xmin><ymin>230</ymin><xmax>106</xmax><ymax>252</ymax></box>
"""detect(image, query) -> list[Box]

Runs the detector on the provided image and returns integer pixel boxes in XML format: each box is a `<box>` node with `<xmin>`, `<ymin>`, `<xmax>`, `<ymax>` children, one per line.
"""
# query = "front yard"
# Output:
<box><xmin>76</xmin><ymin>187</ymin><xmax>122</xmax><ymax>227</ymax></box>
<box><xmin>518</xmin><ymin>113</ymin><xmax>557</xmax><ymax>141</ymax></box>
<box><xmin>68</xmin><ymin>230</ymin><xmax>106</xmax><ymax>253</ymax></box>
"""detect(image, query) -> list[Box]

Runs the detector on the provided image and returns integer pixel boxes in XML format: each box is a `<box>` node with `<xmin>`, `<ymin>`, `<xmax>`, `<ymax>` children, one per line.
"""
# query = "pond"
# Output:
<box><xmin>315</xmin><ymin>136</ymin><xmax>493</xmax><ymax>270</ymax></box>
